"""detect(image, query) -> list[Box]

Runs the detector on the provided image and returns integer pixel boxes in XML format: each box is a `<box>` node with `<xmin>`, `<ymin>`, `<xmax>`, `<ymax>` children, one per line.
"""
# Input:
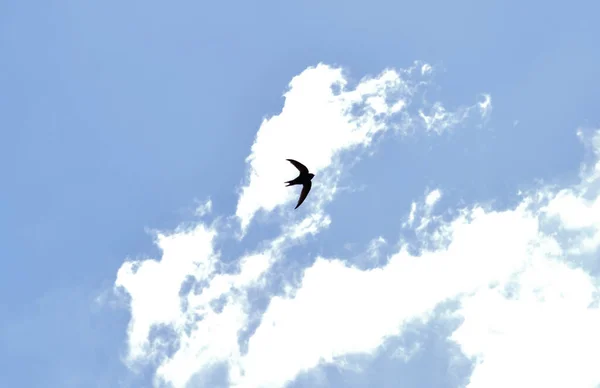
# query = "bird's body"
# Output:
<box><xmin>285</xmin><ymin>159</ymin><xmax>315</xmax><ymax>209</ymax></box>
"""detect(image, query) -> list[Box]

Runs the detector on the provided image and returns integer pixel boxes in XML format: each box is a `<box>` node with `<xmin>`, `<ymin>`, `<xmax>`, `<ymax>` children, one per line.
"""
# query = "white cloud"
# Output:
<box><xmin>117</xmin><ymin>61</ymin><xmax>474</xmax><ymax>385</ymax></box>
<box><xmin>228</xmin><ymin>136</ymin><xmax>600</xmax><ymax>386</ymax></box>
<box><xmin>115</xmin><ymin>225</ymin><xmax>218</xmax><ymax>363</ymax></box>
<box><xmin>407</xmin><ymin>201</ymin><xmax>417</xmax><ymax>226</ymax></box>
<box><xmin>366</xmin><ymin>236</ymin><xmax>387</xmax><ymax>259</ymax></box>
<box><xmin>417</xmin><ymin>96</ymin><xmax>489</xmax><ymax>135</ymax></box>
<box><xmin>234</xmin><ymin>200</ymin><xmax>544</xmax><ymax>387</ymax></box>
<box><xmin>405</xmin><ymin>188</ymin><xmax>444</xmax><ymax>233</ymax></box>
<box><xmin>478</xmin><ymin>94</ymin><xmax>492</xmax><ymax>119</ymax></box>
<box><xmin>424</xmin><ymin>188</ymin><xmax>442</xmax><ymax>208</ymax></box>
<box><xmin>448</xmin><ymin>131</ymin><xmax>600</xmax><ymax>387</ymax></box>
<box><xmin>194</xmin><ymin>199</ymin><xmax>213</xmax><ymax>217</ymax></box>
<box><xmin>111</xmin><ymin>65</ymin><xmax>600</xmax><ymax>388</ymax></box>
<box><xmin>451</xmin><ymin>262</ymin><xmax>600</xmax><ymax>388</ymax></box>
<box><xmin>234</xmin><ymin>62</ymin><xmax>481</xmax><ymax>234</ymax></box>
<box><xmin>234</xmin><ymin>63</ymin><xmax>408</xmax><ymax>234</ymax></box>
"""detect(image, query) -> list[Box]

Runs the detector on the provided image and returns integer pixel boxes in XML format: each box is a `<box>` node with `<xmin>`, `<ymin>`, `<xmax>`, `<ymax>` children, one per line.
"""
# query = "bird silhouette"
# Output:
<box><xmin>284</xmin><ymin>159</ymin><xmax>315</xmax><ymax>209</ymax></box>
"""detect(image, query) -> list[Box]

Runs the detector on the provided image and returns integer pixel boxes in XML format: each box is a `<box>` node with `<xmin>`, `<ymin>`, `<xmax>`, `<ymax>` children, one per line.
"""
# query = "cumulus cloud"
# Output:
<box><xmin>234</xmin><ymin>62</ymin><xmax>487</xmax><ymax>234</ymax></box>
<box><xmin>451</xmin><ymin>263</ymin><xmax>600</xmax><ymax>388</ymax></box>
<box><xmin>111</xmin><ymin>63</ymin><xmax>600</xmax><ymax>388</ymax></box>
<box><xmin>230</xmin><ymin>134</ymin><xmax>600</xmax><ymax>387</ymax></box>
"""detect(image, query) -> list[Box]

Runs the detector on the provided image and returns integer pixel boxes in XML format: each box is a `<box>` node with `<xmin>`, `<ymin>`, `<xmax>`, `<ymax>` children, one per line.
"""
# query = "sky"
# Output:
<box><xmin>2</xmin><ymin>1</ymin><xmax>600</xmax><ymax>387</ymax></box>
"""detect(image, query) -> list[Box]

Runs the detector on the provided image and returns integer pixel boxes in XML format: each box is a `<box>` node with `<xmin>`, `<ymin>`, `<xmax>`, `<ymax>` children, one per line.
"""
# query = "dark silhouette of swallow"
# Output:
<box><xmin>284</xmin><ymin>159</ymin><xmax>315</xmax><ymax>209</ymax></box>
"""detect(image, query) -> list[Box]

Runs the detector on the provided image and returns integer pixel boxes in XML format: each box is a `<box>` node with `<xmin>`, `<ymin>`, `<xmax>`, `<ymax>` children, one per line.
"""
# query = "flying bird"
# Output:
<box><xmin>284</xmin><ymin>158</ymin><xmax>315</xmax><ymax>209</ymax></box>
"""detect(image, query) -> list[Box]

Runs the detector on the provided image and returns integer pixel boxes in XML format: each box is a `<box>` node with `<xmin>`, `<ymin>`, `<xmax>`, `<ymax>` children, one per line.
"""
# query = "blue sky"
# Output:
<box><xmin>2</xmin><ymin>1</ymin><xmax>600</xmax><ymax>387</ymax></box>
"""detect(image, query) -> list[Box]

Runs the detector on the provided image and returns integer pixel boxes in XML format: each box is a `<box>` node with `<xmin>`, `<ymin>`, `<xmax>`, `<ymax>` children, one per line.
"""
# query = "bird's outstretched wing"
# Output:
<box><xmin>295</xmin><ymin>181</ymin><xmax>312</xmax><ymax>209</ymax></box>
<box><xmin>286</xmin><ymin>159</ymin><xmax>309</xmax><ymax>175</ymax></box>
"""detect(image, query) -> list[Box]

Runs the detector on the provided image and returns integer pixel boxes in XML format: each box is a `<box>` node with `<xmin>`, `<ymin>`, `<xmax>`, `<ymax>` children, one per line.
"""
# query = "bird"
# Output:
<box><xmin>284</xmin><ymin>158</ymin><xmax>315</xmax><ymax>209</ymax></box>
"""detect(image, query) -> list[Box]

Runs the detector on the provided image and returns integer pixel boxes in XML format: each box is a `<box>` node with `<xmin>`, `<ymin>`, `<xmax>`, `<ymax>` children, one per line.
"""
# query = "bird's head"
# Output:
<box><xmin>308</xmin><ymin>173</ymin><xmax>315</xmax><ymax>180</ymax></box>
